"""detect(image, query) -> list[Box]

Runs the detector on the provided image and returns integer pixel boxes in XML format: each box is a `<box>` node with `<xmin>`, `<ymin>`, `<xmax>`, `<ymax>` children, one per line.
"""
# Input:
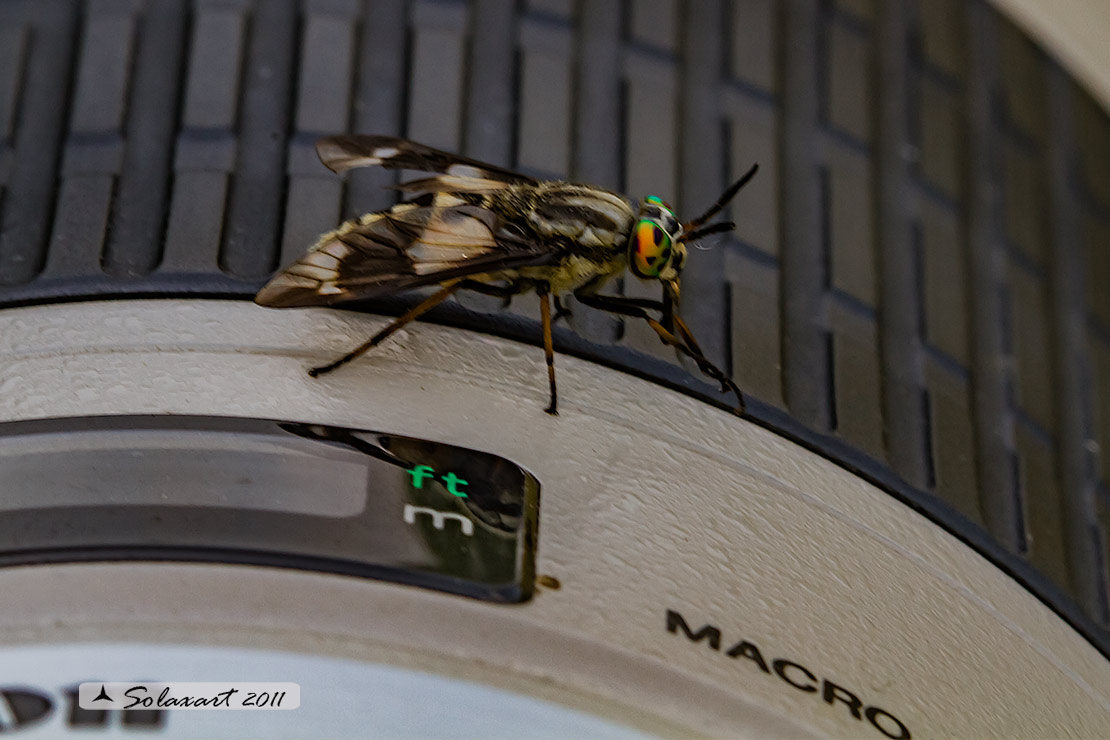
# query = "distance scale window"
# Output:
<box><xmin>0</xmin><ymin>416</ymin><xmax>539</xmax><ymax>602</ymax></box>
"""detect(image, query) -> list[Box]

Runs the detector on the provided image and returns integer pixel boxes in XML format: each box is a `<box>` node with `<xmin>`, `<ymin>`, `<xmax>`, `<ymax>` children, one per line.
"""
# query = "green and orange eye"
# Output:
<box><xmin>630</xmin><ymin>219</ymin><xmax>674</xmax><ymax>278</ymax></box>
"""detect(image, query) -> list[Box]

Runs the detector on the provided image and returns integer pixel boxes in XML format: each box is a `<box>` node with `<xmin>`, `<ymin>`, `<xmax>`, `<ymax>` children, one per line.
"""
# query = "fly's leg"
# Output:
<box><xmin>573</xmin><ymin>289</ymin><xmax>745</xmax><ymax>415</ymax></box>
<box><xmin>460</xmin><ymin>279</ymin><xmax>526</xmax><ymax>309</ymax></box>
<box><xmin>552</xmin><ymin>295</ymin><xmax>573</xmax><ymax>325</ymax></box>
<box><xmin>575</xmin><ymin>277</ymin><xmax>669</xmax><ymax>314</ymax></box>
<box><xmin>309</xmin><ymin>279</ymin><xmax>463</xmax><ymax>377</ymax></box>
<box><xmin>467</xmin><ymin>278</ymin><xmax>570</xmax><ymax>323</ymax></box>
<box><xmin>537</xmin><ymin>284</ymin><xmax>559</xmax><ymax>416</ymax></box>
<box><xmin>663</xmin><ymin>306</ymin><xmax>739</xmax><ymax>405</ymax></box>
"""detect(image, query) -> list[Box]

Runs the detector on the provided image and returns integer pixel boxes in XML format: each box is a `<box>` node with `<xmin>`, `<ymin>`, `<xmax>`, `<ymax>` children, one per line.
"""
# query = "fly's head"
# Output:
<box><xmin>626</xmin><ymin>165</ymin><xmax>758</xmax><ymax>303</ymax></box>
<box><xmin>628</xmin><ymin>195</ymin><xmax>686</xmax><ymax>298</ymax></box>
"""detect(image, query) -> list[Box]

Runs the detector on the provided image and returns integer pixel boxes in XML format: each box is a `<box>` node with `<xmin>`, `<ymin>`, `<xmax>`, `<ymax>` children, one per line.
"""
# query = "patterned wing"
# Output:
<box><xmin>254</xmin><ymin>202</ymin><xmax>554</xmax><ymax>308</ymax></box>
<box><xmin>316</xmin><ymin>135</ymin><xmax>539</xmax><ymax>185</ymax></box>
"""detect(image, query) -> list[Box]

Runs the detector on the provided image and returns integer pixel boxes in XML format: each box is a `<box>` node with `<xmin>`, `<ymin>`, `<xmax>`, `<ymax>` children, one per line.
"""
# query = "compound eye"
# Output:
<box><xmin>631</xmin><ymin>220</ymin><xmax>673</xmax><ymax>278</ymax></box>
<box><xmin>645</xmin><ymin>195</ymin><xmax>674</xmax><ymax>212</ymax></box>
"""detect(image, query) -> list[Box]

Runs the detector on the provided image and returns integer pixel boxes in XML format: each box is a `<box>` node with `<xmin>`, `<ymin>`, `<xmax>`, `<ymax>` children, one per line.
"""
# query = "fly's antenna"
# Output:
<box><xmin>682</xmin><ymin>163</ymin><xmax>759</xmax><ymax>231</ymax></box>
<box><xmin>683</xmin><ymin>220</ymin><xmax>736</xmax><ymax>242</ymax></box>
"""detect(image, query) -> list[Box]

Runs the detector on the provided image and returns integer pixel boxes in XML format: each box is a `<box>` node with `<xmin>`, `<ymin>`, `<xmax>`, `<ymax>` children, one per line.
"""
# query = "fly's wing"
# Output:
<box><xmin>254</xmin><ymin>203</ymin><xmax>554</xmax><ymax>308</ymax></box>
<box><xmin>256</xmin><ymin>135</ymin><xmax>554</xmax><ymax>308</ymax></box>
<box><xmin>316</xmin><ymin>135</ymin><xmax>539</xmax><ymax>185</ymax></box>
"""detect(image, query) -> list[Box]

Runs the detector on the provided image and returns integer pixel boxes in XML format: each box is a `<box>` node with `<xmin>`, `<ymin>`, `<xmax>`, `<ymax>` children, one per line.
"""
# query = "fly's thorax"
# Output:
<box><xmin>504</xmin><ymin>182</ymin><xmax>633</xmax><ymax>256</ymax></box>
<box><xmin>629</xmin><ymin>196</ymin><xmax>685</xmax><ymax>281</ymax></box>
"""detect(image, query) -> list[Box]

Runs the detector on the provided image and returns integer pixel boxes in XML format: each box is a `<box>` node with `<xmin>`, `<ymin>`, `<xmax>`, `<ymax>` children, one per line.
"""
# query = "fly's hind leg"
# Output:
<box><xmin>309</xmin><ymin>279</ymin><xmax>463</xmax><ymax>377</ymax></box>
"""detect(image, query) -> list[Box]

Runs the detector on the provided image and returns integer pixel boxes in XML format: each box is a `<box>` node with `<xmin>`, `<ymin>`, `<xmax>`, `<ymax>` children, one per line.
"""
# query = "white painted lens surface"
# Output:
<box><xmin>4</xmin><ymin>645</ymin><xmax>653</xmax><ymax>738</ymax></box>
<box><xmin>0</xmin><ymin>300</ymin><xmax>1107</xmax><ymax>738</ymax></box>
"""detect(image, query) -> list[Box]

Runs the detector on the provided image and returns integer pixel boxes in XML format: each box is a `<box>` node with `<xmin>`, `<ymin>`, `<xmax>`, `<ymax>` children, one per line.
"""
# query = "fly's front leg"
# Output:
<box><xmin>573</xmin><ymin>288</ymin><xmax>746</xmax><ymax>415</ymax></box>
<box><xmin>662</xmin><ymin>290</ymin><xmax>676</xmax><ymax>333</ymax></box>
<box><xmin>576</xmin><ymin>277</ymin><xmax>669</xmax><ymax>314</ymax></box>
